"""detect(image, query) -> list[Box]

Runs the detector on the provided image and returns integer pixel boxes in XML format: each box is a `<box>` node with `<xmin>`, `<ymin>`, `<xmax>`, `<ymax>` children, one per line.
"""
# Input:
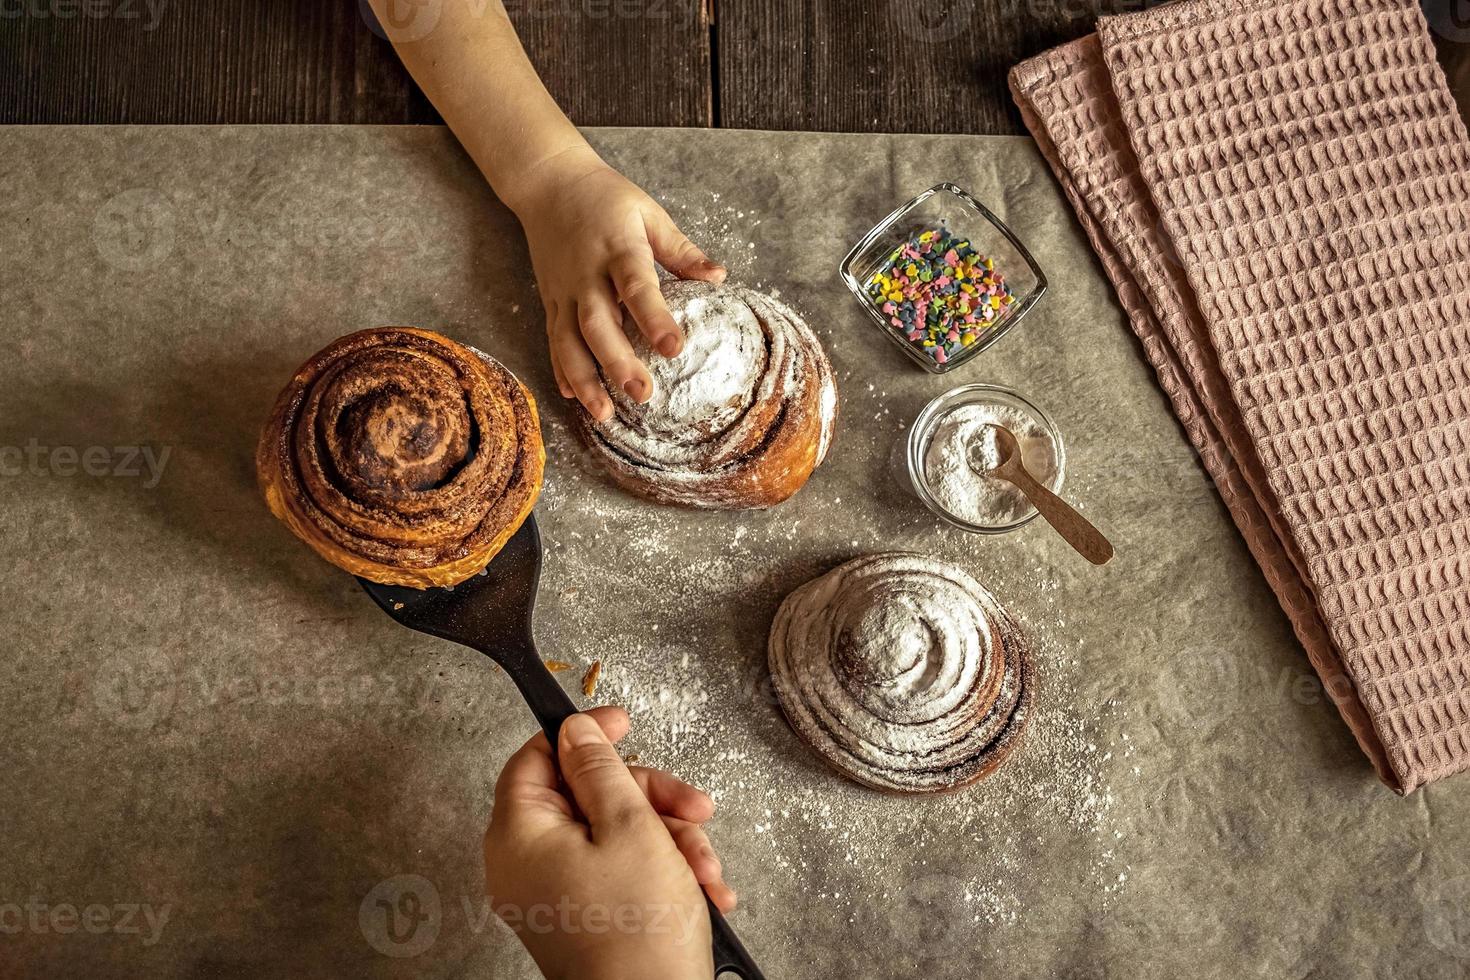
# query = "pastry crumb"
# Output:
<box><xmin>582</xmin><ymin>660</ymin><xmax>603</xmax><ymax>698</ymax></box>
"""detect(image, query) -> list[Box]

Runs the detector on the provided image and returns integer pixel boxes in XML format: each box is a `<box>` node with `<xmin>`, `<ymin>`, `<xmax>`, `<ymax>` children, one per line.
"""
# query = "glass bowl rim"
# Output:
<box><xmin>905</xmin><ymin>382</ymin><xmax>1068</xmax><ymax>534</ymax></box>
<box><xmin>838</xmin><ymin>182</ymin><xmax>1049</xmax><ymax>374</ymax></box>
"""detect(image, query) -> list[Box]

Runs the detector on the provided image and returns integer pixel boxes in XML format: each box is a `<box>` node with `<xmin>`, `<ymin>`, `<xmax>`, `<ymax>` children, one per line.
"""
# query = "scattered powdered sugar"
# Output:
<box><xmin>534</xmin><ymin>423</ymin><xmax>1136</xmax><ymax>939</ymax></box>
<box><xmin>669</xmin><ymin>196</ymin><xmax>762</xmax><ymax>282</ymax></box>
<box><xmin>924</xmin><ymin>403</ymin><xmax>1059</xmax><ymax>527</ymax></box>
<box><xmin>526</xmin><ymin>203</ymin><xmax>1133</xmax><ymax>945</ymax></box>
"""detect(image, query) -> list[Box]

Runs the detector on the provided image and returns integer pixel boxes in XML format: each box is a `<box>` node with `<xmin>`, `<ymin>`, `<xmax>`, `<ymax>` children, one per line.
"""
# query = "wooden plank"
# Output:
<box><xmin>0</xmin><ymin>0</ymin><xmax>1464</xmax><ymax>131</ymax></box>
<box><xmin>0</xmin><ymin>0</ymin><xmax>711</xmax><ymax>126</ymax></box>
<box><xmin>717</xmin><ymin>1</ymin><xmax>1470</xmax><ymax>134</ymax></box>
<box><xmin>0</xmin><ymin>2</ymin><xmax>413</xmax><ymax>124</ymax></box>
<box><xmin>715</xmin><ymin>0</ymin><xmax>1074</xmax><ymax>134</ymax></box>
<box><xmin>1432</xmin><ymin>34</ymin><xmax>1470</xmax><ymax>124</ymax></box>
<box><xmin>507</xmin><ymin>0</ymin><xmax>714</xmax><ymax>126</ymax></box>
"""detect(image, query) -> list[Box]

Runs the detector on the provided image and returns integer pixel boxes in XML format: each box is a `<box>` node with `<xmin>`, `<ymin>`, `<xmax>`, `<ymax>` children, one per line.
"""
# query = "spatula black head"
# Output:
<box><xmin>358</xmin><ymin>513</ymin><xmax>544</xmax><ymax>657</ymax></box>
<box><xmin>357</xmin><ymin>514</ymin><xmax>578</xmax><ymax>743</ymax></box>
<box><xmin>355</xmin><ymin>512</ymin><xmax>767</xmax><ymax>980</ymax></box>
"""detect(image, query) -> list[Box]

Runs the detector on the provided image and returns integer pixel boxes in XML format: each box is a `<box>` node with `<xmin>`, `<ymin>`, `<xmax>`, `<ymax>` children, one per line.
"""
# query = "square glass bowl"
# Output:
<box><xmin>840</xmin><ymin>182</ymin><xmax>1047</xmax><ymax>374</ymax></box>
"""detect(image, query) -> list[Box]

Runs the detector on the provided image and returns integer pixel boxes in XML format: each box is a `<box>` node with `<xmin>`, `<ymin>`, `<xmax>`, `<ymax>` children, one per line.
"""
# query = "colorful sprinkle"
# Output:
<box><xmin>864</xmin><ymin>227</ymin><xmax>1016</xmax><ymax>366</ymax></box>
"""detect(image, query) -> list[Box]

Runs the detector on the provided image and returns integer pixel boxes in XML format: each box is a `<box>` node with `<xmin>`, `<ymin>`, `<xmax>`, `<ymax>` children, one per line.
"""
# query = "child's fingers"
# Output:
<box><xmin>496</xmin><ymin>736</ymin><xmax>558</xmax><ymax>794</ymax></box>
<box><xmin>522</xmin><ymin>706</ymin><xmax>633</xmax><ymax>757</ymax></box>
<box><xmin>510</xmin><ymin>708</ymin><xmax>713</xmax><ymax>826</ymax></box>
<box><xmin>582</xmin><ymin>705</ymin><xmax>632</xmax><ymax>742</ymax></box>
<box><xmin>630</xmin><ymin>767</ymin><xmax>715</xmax><ymax>824</ymax></box>
<box><xmin>558</xmin><ymin>714</ymin><xmax>662</xmax><ymax>837</ymax></box>
<box><xmin>660</xmin><ymin>816</ymin><xmax>723</xmax><ymax>886</ymax></box>
<box><xmin>661</xmin><ymin>816</ymin><xmax>739</xmax><ymax>911</ymax></box>
<box><xmin>493</xmin><ymin>736</ymin><xmax>576</xmax><ymax>824</ymax></box>
<box><xmin>645</xmin><ymin>209</ymin><xmax>726</xmax><ymax>284</ymax></box>
<box><xmin>577</xmin><ymin>285</ymin><xmax>654</xmax><ymax>403</ymax></box>
<box><xmin>704</xmin><ymin>879</ymin><xmax>738</xmax><ymax>914</ymax></box>
<box><xmin>552</xmin><ymin>304</ymin><xmax>613</xmax><ymax>421</ymax></box>
<box><xmin>546</xmin><ymin>305</ymin><xmax>574</xmax><ymax>398</ymax></box>
<box><xmin>609</xmin><ymin>252</ymin><xmax>683</xmax><ymax>358</ymax></box>
<box><xmin>547</xmin><ymin>337</ymin><xmax>573</xmax><ymax>399</ymax></box>
<box><xmin>496</xmin><ymin>706</ymin><xmax>634</xmax><ymax>809</ymax></box>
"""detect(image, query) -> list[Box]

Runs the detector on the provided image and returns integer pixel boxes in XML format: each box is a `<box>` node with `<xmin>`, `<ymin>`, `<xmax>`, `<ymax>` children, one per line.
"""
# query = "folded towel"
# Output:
<box><xmin>1011</xmin><ymin>0</ymin><xmax>1470</xmax><ymax>792</ymax></box>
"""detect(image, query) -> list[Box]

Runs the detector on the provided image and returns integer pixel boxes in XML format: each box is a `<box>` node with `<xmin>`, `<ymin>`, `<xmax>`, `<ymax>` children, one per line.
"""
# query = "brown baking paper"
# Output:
<box><xmin>2</xmin><ymin>124</ymin><xmax>1468</xmax><ymax>978</ymax></box>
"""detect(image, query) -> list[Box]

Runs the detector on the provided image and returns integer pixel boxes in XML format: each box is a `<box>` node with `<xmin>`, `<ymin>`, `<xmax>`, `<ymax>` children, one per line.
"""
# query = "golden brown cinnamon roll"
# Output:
<box><xmin>768</xmin><ymin>553</ymin><xmax>1034</xmax><ymax>794</ymax></box>
<box><xmin>256</xmin><ymin>328</ymin><xmax>544</xmax><ymax>588</ymax></box>
<box><xmin>570</xmin><ymin>281</ymin><xmax>838</xmax><ymax>509</ymax></box>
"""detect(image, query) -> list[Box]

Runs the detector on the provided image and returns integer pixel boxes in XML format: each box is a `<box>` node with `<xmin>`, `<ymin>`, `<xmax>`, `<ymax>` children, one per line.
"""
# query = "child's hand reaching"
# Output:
<box><xmin>506</xmin><ymin>147</ymin><xmax>727</xmax><ymax>422</ymax></box>
<box><xmin>485</xmin><ymin>707</ymin><xmax>734</xmax><ymax>980</ymax></box>
<box><xmin>369</xmin><ymin>0</ymin><xmax>726</xmax><ymax>424</ymax></box>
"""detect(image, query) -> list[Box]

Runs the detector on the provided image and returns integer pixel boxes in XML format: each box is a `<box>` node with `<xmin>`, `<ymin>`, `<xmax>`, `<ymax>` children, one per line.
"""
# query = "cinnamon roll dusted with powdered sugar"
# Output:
<box><xmin>570</xmin><ymin>280</ymin><xmax>837</xmax><ymax>509</ymax></box>
<box><xmin>768</xmin><ymin>553</ymin><xmax>1034</xmax><ymax>793</ymax></box>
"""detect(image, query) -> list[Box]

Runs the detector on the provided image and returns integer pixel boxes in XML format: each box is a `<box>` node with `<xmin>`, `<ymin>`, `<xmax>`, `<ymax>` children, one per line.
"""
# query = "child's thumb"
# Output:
<box><xmin>646</xmin><ymin>210</ymin><xmax>726</xmax><ymax>283</ymax></box>
<box><xmin>558</xmin><ymin>713</ymin><xmax>656</xmax><ymax>835</ymax></box>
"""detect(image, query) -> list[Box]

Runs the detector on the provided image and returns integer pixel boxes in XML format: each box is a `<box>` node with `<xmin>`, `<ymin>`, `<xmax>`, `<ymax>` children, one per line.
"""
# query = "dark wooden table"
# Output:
<box><xmin>4</xmin><ymin>1</ymin><xmax>1466</xmax><ymax>132</ymax></box>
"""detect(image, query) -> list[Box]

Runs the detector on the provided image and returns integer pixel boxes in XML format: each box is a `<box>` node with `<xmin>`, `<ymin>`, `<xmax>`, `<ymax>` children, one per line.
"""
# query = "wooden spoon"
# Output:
<box><xmin>975</xmin><ymin>424</ymin><xmax>1114</xmax><ymax>565</ymax></box>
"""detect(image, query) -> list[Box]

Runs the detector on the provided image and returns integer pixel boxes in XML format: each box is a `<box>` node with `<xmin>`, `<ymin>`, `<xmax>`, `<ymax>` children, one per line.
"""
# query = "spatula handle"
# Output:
<box><xmin>708</xmin><ymin>903</ymin><xmax>766</xmax><ymax>978</ymax></box>
<box><xmin>505</xmin><ymin>654</ymin><xmax>767</xmax><ymax>979</ymax></box>
<box><xmin>503</xmin><ymin>653</ymin><xmax>579</xmax><ymax>745</ymax></box>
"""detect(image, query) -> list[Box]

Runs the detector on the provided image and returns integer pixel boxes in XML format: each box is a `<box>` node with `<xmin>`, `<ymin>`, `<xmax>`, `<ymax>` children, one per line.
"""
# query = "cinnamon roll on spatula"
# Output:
<box><xmin>768</xmin><ymin>553</ymin><xmax>1034</xmax><ymax>794</ymax></box>
<box><xmin>571</xmin><ymin>281</ymin><xmax>838</xmax><ymax>509</ymax></box>
<box><xmin>257</xmin><ymin>328</ymin><xmax>544</xmax><ymax>588</ymax></box>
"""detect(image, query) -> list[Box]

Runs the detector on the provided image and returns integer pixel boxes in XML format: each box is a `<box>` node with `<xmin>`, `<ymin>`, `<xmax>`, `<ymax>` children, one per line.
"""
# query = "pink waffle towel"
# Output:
<box><xmin>1011</xmin><ymin>0</ymin><xmax>1470</xmax><ymax>792</ymax></box>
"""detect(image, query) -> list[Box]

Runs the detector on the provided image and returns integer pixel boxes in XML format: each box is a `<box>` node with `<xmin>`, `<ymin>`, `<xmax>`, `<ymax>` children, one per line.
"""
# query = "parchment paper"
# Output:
<box><xmin>1</xmin><ymin>125</ymin><xmax>1467</xmax><ymax>979</ymax></box>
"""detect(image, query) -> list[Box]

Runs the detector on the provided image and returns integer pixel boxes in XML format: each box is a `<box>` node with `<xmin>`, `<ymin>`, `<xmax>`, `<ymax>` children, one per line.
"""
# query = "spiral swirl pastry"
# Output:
<box><xmin>256</xmin><ymin>328</ymin><xmax>544</xmax><ymax>588</ymax></box>
<box><xmin>768</xmin><ymin>553</ymin><xmax>1034</xmax><ymax>793</ymax></box>
<box><xmin>571</xmin><ymin>280</ymin><xmax>838</xmax><ymax>509</ymax></box>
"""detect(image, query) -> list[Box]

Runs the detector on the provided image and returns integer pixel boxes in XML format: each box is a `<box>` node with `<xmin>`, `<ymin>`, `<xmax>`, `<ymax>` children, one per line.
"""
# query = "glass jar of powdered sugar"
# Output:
<box><xmin>905</xmin><ymin>384</ymin><xmax>1066</xmax><ymax>534</ymax></box>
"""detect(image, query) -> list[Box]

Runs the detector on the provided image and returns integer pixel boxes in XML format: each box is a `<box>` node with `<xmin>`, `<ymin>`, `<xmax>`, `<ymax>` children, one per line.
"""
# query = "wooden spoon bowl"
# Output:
<box><xmin>978</xmin><ymin>424</ymin><xmax>1114</xmax><ymax>565</ymax></box>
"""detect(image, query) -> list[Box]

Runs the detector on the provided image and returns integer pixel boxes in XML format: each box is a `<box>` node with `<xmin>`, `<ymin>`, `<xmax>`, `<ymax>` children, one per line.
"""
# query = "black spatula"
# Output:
<box><xmin>358</xmin><ymin>514</ymin><xmax>766</xmax><ymax>979</ymax></box>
